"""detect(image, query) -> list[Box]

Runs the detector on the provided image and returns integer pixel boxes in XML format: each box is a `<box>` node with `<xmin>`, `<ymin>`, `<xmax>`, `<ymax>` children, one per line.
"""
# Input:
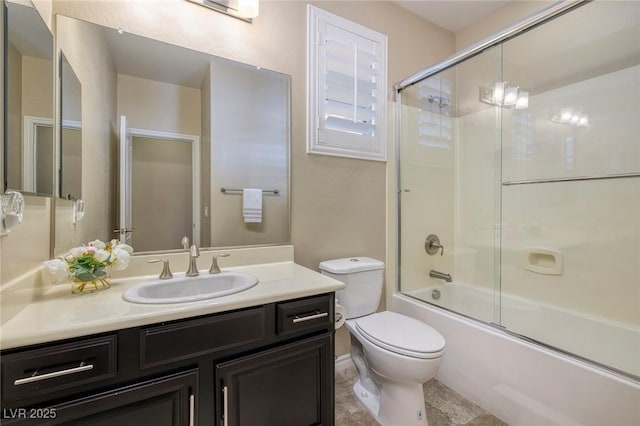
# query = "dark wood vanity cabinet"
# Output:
<box><xmin>216</xmin><ymin>334</ymin><xmax>333</xmax><ymax>426</ymax></box>
<box><xmin>1</xmin><ymin>293</ymin><xmax>335</xmax><ymax>426</ymax></box>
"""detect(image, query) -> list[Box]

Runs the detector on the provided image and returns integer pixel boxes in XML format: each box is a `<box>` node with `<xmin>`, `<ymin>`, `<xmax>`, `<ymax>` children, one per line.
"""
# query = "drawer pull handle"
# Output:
<box><xmin>292</xmin><ymin>311</ymin><xmax>328</xmax><ymax>323</ymax></box>
<box><xmin>14</xmin><ymin>362</ymin><xmax>94</xmax><ymax>385</ymax></box>
<box><xmin>222</xmin><ymin>385</ymin><xmax>229</xmax><ymax>426</ymax></box>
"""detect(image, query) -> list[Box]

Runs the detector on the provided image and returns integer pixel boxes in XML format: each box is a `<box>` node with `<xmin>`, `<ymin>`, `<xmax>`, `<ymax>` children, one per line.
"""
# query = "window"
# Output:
<box><xmin>307</xmin><ymin>5</ymin><xmax>388</xmax><ymax>161</ymax></box>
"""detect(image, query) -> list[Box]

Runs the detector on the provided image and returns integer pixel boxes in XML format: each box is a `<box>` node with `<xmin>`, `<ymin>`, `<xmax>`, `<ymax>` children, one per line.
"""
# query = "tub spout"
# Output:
<box><xmin>429</xmin><ymin>270</ymin><xmax>452</xmax><ymax>282</ymax></box>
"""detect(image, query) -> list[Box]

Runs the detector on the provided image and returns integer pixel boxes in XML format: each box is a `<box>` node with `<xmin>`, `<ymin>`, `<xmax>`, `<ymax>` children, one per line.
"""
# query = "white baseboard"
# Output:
<box><xmin>335</xmin><ymin>354</ymin><xmax>356</xmax><ymax>381</ymax></box>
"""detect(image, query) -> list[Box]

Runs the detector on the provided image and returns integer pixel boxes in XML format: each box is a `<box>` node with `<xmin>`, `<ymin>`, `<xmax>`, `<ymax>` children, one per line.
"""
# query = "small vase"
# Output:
<box><xmin>71</xmin><ymin>277</ymin><xmax>111</xmax><ymax>294</ymax></box>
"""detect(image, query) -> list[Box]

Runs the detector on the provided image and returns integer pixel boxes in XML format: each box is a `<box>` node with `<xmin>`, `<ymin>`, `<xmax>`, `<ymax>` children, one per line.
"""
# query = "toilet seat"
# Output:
<box><xmin>355</xmin><ymin>311</ymin><xmax>445</xmax><ymax>359</ymax></box>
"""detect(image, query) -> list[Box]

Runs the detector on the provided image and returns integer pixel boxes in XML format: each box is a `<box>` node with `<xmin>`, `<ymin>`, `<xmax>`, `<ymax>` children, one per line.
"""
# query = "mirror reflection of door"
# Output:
<box><xmin>119</xmin><ymin>117</ymin><xmax>200</xmax><ymax>252</ymax></box>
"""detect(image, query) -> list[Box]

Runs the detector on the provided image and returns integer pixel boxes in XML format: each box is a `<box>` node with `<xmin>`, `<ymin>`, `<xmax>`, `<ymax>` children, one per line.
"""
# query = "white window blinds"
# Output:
<box><xmin>308</xmin><ymin>6</ymin><xmax>388</xmax><ymax>161</ymax></box>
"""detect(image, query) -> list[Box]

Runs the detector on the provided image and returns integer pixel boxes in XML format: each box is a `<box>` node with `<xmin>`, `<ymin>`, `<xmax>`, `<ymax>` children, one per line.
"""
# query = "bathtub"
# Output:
<box><xmin>407</xmin><ymin>283</ymin><xmax>640</xmax><ymax>378</ymax></box>
<box><xmin>392</xmin><ymin>289</ymin><xmax>640</xmax><ymax>426</ymax></box>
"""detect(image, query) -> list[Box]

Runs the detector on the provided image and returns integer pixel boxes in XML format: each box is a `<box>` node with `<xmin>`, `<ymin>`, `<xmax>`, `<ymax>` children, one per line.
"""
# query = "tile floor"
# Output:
<box><xmin>335</xmin><ymin>369</ymin><xmax>507</xmax><ymax>426</ymax></box>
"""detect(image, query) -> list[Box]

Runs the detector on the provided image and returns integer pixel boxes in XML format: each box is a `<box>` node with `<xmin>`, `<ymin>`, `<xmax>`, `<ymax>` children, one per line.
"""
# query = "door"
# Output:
<box><xmin>5</xmin><ymin>370</ymin><xmax>198</xmax><ymax>426</ymax></box>
<box><xmin>131</xmin><ymin>136</ymin><xmax>193</xmax><ymax>251</ymax></box>
<box><xmin>119</xmin><ymin>115</ymin><xmax>133</xmax><ymax>244</ymax></box>
<box><xmin>216</xmin><ymin>333</ymin><xmax>333</xmax><ymax>426</ymax></box>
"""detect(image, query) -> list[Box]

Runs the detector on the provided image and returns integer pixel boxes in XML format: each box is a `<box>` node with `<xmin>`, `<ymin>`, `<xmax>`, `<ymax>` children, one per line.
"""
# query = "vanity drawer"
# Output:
<box><xmin>277</xmin><ymin>294</ymin><xmax>333</xmax><ymax>337</ymax></box>
<box><xmin>140</xmin><ymin>306</ymin><xmax>267</xmax><ymax>369</ymax></box>
<box><xmin>1</xmin><ymin>335</ymin><xmax>117</xmax><ymax>403</ymax></box>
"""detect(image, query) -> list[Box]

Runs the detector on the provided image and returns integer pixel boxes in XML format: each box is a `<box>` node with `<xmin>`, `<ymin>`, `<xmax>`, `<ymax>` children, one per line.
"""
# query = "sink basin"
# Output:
<box><xmin>122</xmin><ymin>272</ymin><xmax>259</xmax><ymax>304</ymax></box>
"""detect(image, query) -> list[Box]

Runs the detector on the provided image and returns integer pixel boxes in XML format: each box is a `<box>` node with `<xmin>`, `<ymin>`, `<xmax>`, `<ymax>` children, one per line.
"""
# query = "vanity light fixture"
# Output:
<box><xmin>551</xmin><ymin>107</ymin><xmax>589</xmax><ymax>127</ymax></box>
<box><xmin>187</xmin><ymin>0</ymin><xmax>258</xmax><ymax>22</ymax></box>
<box><xmin>480</xmin><ymin>81</ymin><xmax>529</xmax><ymax>110</ymax></box>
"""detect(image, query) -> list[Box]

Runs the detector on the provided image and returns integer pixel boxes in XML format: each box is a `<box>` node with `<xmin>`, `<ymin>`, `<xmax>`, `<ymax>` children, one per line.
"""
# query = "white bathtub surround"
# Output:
<box><xmin>392</xmin><ymin>294</ymin><xmax>640</xmax><ymax>426</ymax></box>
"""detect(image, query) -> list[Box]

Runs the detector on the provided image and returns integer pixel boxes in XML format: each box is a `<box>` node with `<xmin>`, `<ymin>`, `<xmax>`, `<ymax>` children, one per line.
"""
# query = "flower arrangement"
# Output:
<box><xmin>45</xmin><ymin>239</ymin><xmax>133</xmax><ymax>294</ymax></box>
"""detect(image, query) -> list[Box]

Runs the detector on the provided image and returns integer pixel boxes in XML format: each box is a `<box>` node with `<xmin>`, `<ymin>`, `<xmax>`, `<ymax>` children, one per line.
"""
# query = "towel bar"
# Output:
<box><xmin>220</xmin><ymin>187</ymin><xmax>279</xmax><ymax>195</ymax></box>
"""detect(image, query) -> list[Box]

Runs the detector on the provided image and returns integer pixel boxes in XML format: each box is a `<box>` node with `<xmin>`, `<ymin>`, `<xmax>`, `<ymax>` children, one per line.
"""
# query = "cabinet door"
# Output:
<box><xmin>3</xmin><ymin>370</ymin><xmax>198</xmax><ymax>426</ymax></box>
<box><xmin>216</xmin><ymin>333</ymin><xmax>334</xmax><ymax>426</ymax></box>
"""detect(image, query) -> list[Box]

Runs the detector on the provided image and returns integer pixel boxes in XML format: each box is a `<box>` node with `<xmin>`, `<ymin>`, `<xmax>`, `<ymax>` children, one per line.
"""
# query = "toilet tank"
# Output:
<box><xmin>319</xmin><ymin>257</ymin><xmax>385</xmax><ymax>319</ymax></box>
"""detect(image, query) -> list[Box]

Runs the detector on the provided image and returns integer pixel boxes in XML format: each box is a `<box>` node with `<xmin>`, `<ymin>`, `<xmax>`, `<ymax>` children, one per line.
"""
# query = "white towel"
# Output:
<box><xmin>243</xmin><ymin>188</ymin><xmax>262</xmax><ymax>223</ymax></box>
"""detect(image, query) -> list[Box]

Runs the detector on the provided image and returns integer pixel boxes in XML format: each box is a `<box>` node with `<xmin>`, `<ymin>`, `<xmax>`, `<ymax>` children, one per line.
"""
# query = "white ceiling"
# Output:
<box><xmin>394</xmin><ymin>1</ymin><xmax>512</xmax><ymax>33</ymax></box>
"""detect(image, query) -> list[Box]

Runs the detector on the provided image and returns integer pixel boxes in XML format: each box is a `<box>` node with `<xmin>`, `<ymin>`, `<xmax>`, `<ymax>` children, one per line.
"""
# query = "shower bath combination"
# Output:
<box><xmin>394</xmin><ymin>0</ymin><xmax>639</xmax><ymax>424</ymax></box>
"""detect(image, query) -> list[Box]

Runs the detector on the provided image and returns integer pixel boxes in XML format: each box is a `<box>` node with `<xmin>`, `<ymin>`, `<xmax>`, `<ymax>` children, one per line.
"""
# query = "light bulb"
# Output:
<box><xmin>504</xmin><ymin>87</ymin><xmax>518</xmax><ymax>106</ymax></box>
<box><xmin>570</xmin><ymin>113</ymin><xmax>580</xmax><ymax>124</ymax></box>
<box><xmin>560</xmin><ymin>108</ymin><xmax>572</xmax><ymax>123</ymax></box>
<box><xmin>515</xmin><ymin>90</ymin><xmax>529</xmax><ymax>109</ymax></box>
<box><xmin>578</xmin><ymin>115</ymin><xmax>589</xmax><ymax>126</ymax></box>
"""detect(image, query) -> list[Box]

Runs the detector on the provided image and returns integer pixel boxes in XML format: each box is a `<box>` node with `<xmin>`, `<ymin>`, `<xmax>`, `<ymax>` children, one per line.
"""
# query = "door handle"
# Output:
<box><xmin>222</xmin><ymin>385</ymin><xmax>229</xmax><ymax>426</ymax></box>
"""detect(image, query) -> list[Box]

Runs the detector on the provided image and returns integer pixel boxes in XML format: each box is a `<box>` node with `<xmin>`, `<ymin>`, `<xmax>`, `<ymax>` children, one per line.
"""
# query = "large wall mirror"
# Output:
<box><xmin>55</xmin><ymin>15</ymin><xmax>290</xmax><ymax>255</ymax></box>
<box><xmin>3</xmin><ymin>0</ymin><xmax>54</xmax><ymax>196</ymax></box>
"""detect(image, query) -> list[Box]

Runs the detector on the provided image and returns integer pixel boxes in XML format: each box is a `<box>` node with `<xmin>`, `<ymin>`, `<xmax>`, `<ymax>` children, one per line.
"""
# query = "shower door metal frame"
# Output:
<box><xmin>395</xmin><ymin>0</ymin><xmax>590</xmax><ymax>93</ymax></box>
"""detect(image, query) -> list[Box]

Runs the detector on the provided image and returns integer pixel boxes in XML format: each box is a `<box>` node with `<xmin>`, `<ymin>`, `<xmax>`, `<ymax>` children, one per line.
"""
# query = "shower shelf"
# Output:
<box><xmin>502</xmin><ymin>172</ymin><xmax>640</xmax><ymax>186</ymax></box>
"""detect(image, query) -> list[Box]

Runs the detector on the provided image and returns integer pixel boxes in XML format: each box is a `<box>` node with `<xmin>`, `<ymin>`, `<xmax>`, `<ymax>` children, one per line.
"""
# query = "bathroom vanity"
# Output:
<box><xmin>0</xmin><ymin>260</ymin><xmax>342</xmax><ymax>426</ymax></box>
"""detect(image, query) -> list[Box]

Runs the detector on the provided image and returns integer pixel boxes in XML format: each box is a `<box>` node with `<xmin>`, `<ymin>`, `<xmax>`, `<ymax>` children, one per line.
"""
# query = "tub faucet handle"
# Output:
<box><xmin>425</xmin><ymin>234</ymin><xmax>444</xmax><ymax>256</ymax></box>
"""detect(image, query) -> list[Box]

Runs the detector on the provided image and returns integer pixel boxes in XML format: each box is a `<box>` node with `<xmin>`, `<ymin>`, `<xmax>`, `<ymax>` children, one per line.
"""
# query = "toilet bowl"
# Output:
<box><xmin>346</xmin><ymin>312</ymin><xmax>445</xmax><ymax>426</ymax></box>
<box><xmin>319</xmin><ymin>257</ymin><xmax>446</xmax><ymax>426</ymax></box>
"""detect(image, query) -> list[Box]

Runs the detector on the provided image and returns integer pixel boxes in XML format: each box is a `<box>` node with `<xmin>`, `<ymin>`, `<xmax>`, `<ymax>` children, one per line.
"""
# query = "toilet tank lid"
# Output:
<box><xmin>319</xmin><ymin>257</ymin><xmax>385</xmax><ymax>274</ymax></box>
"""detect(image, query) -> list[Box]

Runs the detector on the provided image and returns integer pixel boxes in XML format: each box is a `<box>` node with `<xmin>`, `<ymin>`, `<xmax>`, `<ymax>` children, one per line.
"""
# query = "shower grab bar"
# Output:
<box><xmin>396</xmin><ymin>0</ymin><xmax>590</xmax><ymax>92</ymax></box>
<box><xmin>503</xmin><ymin>172</ymin><xmax>640</xmax><ymax>186</ymax></box>
<box><xmin>220</xmin><ymin>187</ymin><xmax>279</xmax><ymax>195</ymax></box>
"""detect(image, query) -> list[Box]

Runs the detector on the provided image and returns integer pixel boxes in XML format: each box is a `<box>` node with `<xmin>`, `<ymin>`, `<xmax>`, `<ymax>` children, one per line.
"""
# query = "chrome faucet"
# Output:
<box><xmin>209</xmin><ymin>253</ymin><xmax>230</xmax><ymax>274</ymax></box>
<box><xmin>429</xmin><ymin>269</ymin><xmax>452</xmax><ymax>283</ymax></box>
<box><xmin>186</xmin><ymin>244</ymin><xmax>200</xmax><ymax>277</ymax></box>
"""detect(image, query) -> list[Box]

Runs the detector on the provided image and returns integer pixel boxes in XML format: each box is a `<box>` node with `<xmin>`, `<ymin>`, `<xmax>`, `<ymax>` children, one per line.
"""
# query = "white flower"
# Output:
<box><xmin>69</xmin><ymin>246</ymin><xmax>85</xmax><ymax>258</ymax></box>
<box><xmin>94</xmin><ymin>249</ymin><xmax>111</xmax><ymax>263</ymax></box>
<box><xmin>89</xmin><ymin>240</ymin><xmax>106</xmax><ymax>250</ymax></box>
<box><xmin>44</xmin><ymin>259</ymin><xmax>69</xmax><ymax>283</ymax></box>
<box><xmin>114</xmin><ymin>243</ymin><xmax>133</xmax><ymax>255</ymax></box>
<box><xmin>111</xmin><ymin>249</ymin><xmax>130</xmax><ymax>271</ymax></box>
<box><xmin>64</xmin><ymin>254</ymin><xmax>75</xmax><ymax>263</ymax></box>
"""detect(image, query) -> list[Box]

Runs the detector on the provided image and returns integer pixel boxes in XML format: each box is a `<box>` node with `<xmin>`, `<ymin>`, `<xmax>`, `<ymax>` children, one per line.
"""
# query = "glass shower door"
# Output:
<box><xmin>499</xmin><ymin>0</ymin><xmax>640</xmax><ymax>377</ymax></box>
<box><xmin>398</xmin><ymin>46</ymin><xmax>503</xmax><ymax>325</ymax></box>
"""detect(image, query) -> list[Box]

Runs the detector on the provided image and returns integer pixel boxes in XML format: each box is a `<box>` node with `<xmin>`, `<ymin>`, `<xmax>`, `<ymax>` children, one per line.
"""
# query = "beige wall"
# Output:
<box><xmin>455</xmin><ymin>1</ymin><xmax>552</xmax><ymax>51</ymax></box>
<box><xmin>116</xmin><ymin>74</ymin><xmax>201</xmax><ymax>136</ymax></box>
<box><xmin>54</xmin><ymin>14</ymin><xmax>117</xmax><ymax>255</ymax></box>
<box><xmin>22</xmin><ymin>56</ymin><xmax>53</xmax><ymax>119</ymax></box>
<box><xmin>209</xmin><ymin>61</ymin><xmax>290</xmax><ymax>247</ymax></box>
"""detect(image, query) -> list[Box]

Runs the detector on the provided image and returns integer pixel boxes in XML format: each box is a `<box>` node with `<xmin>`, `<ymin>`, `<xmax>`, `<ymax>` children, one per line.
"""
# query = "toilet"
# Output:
<box><xmin>320</xmin><ymin>257</ymin><xmax>445</xmax><ymax>426</ymax></box>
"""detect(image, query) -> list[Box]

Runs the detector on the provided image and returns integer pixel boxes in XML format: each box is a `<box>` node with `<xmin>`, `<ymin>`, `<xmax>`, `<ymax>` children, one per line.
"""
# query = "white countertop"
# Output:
<box><xmin>0</xmin><ymin>261</ymin><xmax>344</xmax><ymax>350</ymax></box>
